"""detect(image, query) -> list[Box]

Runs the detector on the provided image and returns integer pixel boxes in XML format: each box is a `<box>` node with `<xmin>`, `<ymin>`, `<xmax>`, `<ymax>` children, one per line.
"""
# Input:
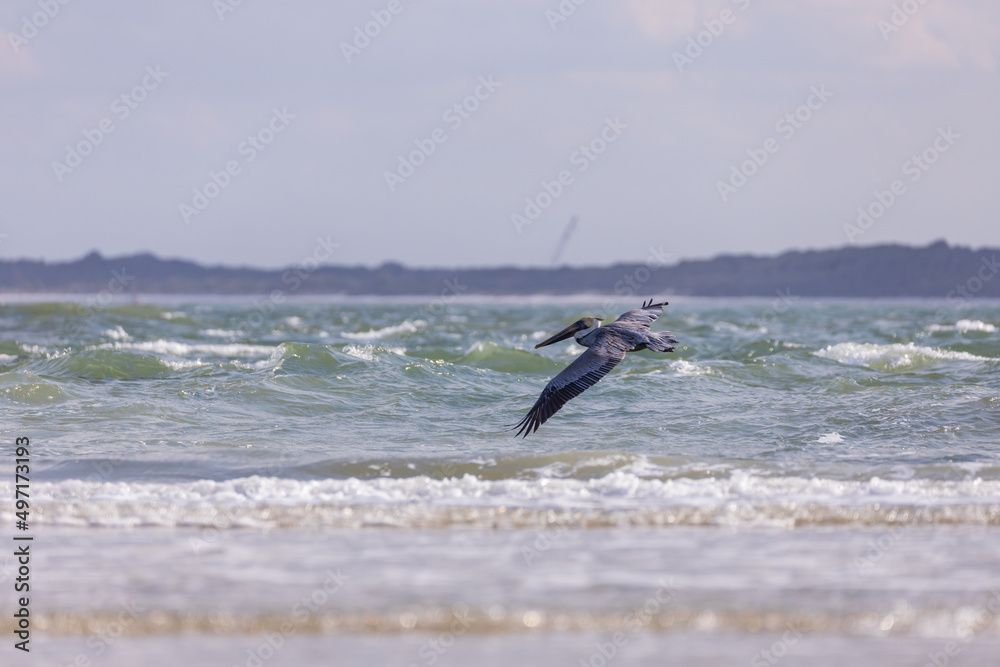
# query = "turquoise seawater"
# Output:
<box><xmin>1</xmin><ymin>296</ymin><xmax>999</xmax><ymax>666</ymax></box>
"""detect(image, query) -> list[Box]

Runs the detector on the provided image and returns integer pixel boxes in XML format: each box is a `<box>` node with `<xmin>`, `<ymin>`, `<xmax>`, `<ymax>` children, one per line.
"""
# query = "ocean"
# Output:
<box><xmin>1</xmin><ymin>296</ymin><xmax>999</xmax><ymax>666</ymax></box>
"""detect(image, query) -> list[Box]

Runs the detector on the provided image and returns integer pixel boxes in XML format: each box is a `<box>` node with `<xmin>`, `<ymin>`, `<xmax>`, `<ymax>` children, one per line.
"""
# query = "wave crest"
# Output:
<box><xmin>6</xmin><ymin>473</ymin><xmax>999</xmax><ymax>530</ymax></box>
<box><xmin>814</xmin><ymin>342</ymin><xmax>991</xmax><ymax>370</ymax></box>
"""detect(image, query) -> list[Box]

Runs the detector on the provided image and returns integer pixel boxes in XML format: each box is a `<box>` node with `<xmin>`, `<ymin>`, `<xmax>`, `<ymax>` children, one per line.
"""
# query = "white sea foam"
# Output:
<box><xmin>814</xmin><ymin>342</ymin><xmax>990</xmax><ymax>369</ymax></box>
<box><xmin>669</xmin><ymin>359</ymin><xmax>712</xmax><ymax>376</ymax></box>
<box><xmin>343</xmin><ymin>344</ymin><xmax>406</xmax><ymax>361</ymax></box>
<box><xmin>202</xmin><ymin>329</ymin><xmax>244</xmax><ymax>338</ymax></box>
<box><xmin>817</xmin><ymin>432</ymin><xmax>844</xmax><ymax>444</ymax></box>
<box><xmin>99</xmin><ymin>340</ymin><xmax>275</xmax><ymax>357</ymax></box>
<box><xmin>163</xmin><ymin>359</ymin><xmax>206</xmax><ymax>370</ymax></box>
<box><xmin>926</xmin><ymin>320</ymin><xmax>998</xmax><ymax>333</ymax></box>
<box><xmin>0</xmin><ymin>354</ymin><xmax>17</xmax><ymax>364</ymax></box>
<box><xmin>232</xmin><ymin>359</ymin><xmax>276</xmax><ymax>371</ymax></box>
<box><xmin>5</xmin><ymin>473</ymin><xmax>999</xmax><ymax>530</ymax></box>
<box><xmin>232</xmin><ymin>346</ymin><xmax>285</xmax><ymax>370</ymax></box>
<box><xmin>343</xmin><ymin>344</ymin><xmax>377</xmax><ymax>361</ymax></box>
<box><xmin>103</xmin><ymin>325</ymin><xmax>130</xmax><ymax>341</ymax></box>
<box><xmin>342</xmin><ymin>320</ymin><xmax>422</xmax><ymax>340</ymax></box>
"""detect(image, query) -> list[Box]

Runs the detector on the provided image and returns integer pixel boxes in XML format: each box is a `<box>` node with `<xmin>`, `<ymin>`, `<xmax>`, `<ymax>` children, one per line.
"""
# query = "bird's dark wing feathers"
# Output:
<box><xmin>612</xmin><ymin>299</ymin><xmax>669</xmax><ymax>328</ymax></box>
<box><xmin>512</xmin><ymin>338</ymin><xmax>627</xmax><ymax>438</ymax></box>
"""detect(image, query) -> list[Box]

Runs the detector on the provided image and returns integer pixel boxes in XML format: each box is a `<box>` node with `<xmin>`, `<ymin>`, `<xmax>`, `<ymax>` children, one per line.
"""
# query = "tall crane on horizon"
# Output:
<box><xmin>550</xmin><ymin>216</ymin><xmax>578</xmax><ymax>266</ymax></box>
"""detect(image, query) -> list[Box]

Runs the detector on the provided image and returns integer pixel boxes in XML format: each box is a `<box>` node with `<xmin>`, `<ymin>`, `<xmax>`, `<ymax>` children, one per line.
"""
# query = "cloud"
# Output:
<box><xmin>859</xmin><ymin>0</ymin><xmax>999</xmax><ymax>71</ymax></box>
<box><xmin>0</xmin><ymin>31</ymin><xmax>40</xmax><ymax>82</ymax></box>
<box><xmin>624</xmin><ymin>0</ymin><xmax>699</xmax><ymax>42</ymax></box>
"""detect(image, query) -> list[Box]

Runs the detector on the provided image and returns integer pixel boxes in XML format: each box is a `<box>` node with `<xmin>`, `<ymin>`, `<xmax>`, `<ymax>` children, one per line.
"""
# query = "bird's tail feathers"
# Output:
<box><xmin>646</xmin><ymin>331</ymin><xmax>678</xmax><ymax>352</ymax></box>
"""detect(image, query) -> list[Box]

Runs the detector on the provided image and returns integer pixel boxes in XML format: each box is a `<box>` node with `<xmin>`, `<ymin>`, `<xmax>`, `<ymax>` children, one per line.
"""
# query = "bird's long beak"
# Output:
<box><xmin>535</xmin><ymin>321</ymin><xmax>584</xmax><ymax>349</ymax></box>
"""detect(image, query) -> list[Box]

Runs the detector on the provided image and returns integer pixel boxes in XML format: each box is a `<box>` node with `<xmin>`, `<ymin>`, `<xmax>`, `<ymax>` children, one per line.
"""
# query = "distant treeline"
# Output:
<box><xmin>1</xmin><ymin>241</ymin><xmax>998</xmax><ymax>298</ymax></box>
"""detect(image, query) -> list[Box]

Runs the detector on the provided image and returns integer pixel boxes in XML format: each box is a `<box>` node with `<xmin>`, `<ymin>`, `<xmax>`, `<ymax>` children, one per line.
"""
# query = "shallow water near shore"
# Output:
<box><xmin>1</xmin><ymin>296</ymin><xmax>999</xmax><ymax>665</ymax></box>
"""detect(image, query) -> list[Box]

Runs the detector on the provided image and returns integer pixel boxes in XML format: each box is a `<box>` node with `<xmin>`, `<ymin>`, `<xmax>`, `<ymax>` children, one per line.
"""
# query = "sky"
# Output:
<box><xmin>1</xmin><ymin>0</ymin><xmax>998</xmax><ymax>269</ymax></box>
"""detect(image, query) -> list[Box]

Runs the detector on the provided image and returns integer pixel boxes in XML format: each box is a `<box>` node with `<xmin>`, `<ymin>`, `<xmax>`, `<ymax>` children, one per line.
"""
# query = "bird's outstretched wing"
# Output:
<box><xmin>513</xmin><ymin>336</ymin><xmax>627</xmax><ymax>438</ymax></box>
<box><xmin>612</xmin><ymin>299</ymin><xmax>669</xmax><ymax>328</ymax></box>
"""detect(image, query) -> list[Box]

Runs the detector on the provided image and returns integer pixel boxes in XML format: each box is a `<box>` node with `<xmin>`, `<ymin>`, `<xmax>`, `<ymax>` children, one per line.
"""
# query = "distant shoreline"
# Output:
<box><xmin>2</xmin><ymin>240</ymin><xmax>998</xmax><ymax>298</ymax></box>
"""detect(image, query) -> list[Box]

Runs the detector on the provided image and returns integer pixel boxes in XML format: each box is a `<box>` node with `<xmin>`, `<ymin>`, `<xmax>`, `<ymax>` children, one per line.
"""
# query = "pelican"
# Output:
<box><xmin>513</xmin><ymin>300</ymin><xmax>678</xmax><ymax>437</ymax></box>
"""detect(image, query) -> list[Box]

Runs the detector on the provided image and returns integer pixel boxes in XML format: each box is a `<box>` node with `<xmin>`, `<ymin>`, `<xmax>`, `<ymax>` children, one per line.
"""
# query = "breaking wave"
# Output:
<box><xmin>926</xmin><ymin>320</ymin><xmax>997</xmax><ymax>334</ymax></box>
<box><xmin>5</xmin><ymin>472</ymin><xmax>999</xmax><ymax>530</ymax></box>
<box><xmin>98</xmin><ymin>339</ymin><xmax>276</xmax><ymax>357</ymax></box>
<box><xmin>341</xmin><ymin>320</ymin><xmax>423</xmax><ymax>340</ymax></box>
<box><xmin>814</xmin><ymin>342</ymin><xmax>992</xmax><ymax>370</ymax></box>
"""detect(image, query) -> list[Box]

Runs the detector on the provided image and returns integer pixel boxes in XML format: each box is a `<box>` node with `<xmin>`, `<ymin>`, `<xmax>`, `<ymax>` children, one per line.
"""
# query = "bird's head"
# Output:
<box><xmin>535</xmin><ymin>316</ymin><xmax>602</xmax><ymax>348</ymax></box>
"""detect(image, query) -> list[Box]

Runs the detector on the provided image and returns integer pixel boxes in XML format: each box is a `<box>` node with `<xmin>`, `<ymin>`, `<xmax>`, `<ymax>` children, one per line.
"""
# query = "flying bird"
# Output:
<box><xmin>513</xmin><ymin>300</ymin><xmax>678</xmax><ymax>437</ymax></box>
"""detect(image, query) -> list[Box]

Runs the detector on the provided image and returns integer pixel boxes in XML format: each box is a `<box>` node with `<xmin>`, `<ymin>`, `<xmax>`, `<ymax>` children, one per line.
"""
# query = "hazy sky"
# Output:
<box><xmin>2</xmin><ymin>0</ymin><xmax>998</xmax><ymax>268</ymax></box>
